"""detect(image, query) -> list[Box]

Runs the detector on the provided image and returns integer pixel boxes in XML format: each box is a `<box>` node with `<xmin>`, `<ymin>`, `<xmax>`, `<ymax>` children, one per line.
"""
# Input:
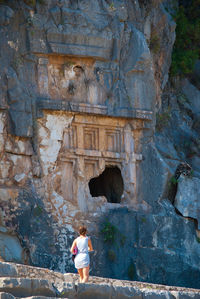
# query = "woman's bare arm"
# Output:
<box><xmin>88</xmin><ymin>238</ymin><xmax>93</xmax><ymax>251</ymax></box>
<box><xmin>70</xmin><ymin>240</ymin><xmax>77</xmax><ymax>254</ymax></box>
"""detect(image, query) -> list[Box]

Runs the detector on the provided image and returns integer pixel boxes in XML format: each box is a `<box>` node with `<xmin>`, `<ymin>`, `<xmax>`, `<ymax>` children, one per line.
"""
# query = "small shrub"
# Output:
<box><xmin>188</xmin><ymin>169</ymin><xmax>194</xmax><ymax>178</ymax></box>
<box><xmin>196</xmin><ymin>237</ymin><xmax>200</xmax><ymax>243</ymax></box>
<box><xmin>109</xmin><ymin>2</ymin><xmax>116</xmax><ymax>11</ymax></box>
<box><xmin>141</xmin><ymin>217</ymin><xmax>147</xmax><ymax>223</ymax></box>
<box><xmin>101</xmin><ymin>221</ymin><xmax>117</xmax><ymax>244</ymax></box>
<box><xmin>170</xmin><ymin>176</ymin><xmax>178</xmax><ymax>185</ymax></box>
<box><xmin>156</xmin><ymin>110</ymin><xmax>171</xmax><ymax>131</ymax></box>
<box><xmin>170</xmin><ymin>1</ymin><xmax>200</xmax><ymax>76</ymax></box>
<box><xmin>33</xmin><ymin>205</ymin><xmax>43</xmax><ymax>216</ymax></box>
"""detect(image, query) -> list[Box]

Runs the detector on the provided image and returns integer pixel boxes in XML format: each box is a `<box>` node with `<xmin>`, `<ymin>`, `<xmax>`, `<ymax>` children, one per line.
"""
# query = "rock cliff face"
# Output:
<box><xmin>0</xmin><ymin>0</ymin><xmax>200</xmax><ymax>290</ymax></box>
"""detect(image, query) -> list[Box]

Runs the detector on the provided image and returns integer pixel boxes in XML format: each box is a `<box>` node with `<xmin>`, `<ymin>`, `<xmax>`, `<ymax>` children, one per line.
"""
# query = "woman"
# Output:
<box><xmin>70</xmin><ymin>225</ymin><xmax>93</xmax><ymax>283</ymax></box>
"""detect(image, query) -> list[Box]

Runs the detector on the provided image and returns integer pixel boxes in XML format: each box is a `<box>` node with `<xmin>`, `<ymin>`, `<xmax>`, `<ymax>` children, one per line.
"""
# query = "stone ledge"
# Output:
<box><xmin>0</xmin><ymin>293</ymin><xmax>58</xmax><ymax>299</ymax></box>
<box><xmin>29</xmin><ymin>30</ymin><xmax>114</xmax><ymax>60</ymax></box>
<box><xmin>0</xmin><ymin>263</ymin><xmax>200</xmax><ymax>299</ymax></box>
<box><xmin>36</xmin><ymin>98</ymin><xmax>153</xmax><ymax>121</ymax></box>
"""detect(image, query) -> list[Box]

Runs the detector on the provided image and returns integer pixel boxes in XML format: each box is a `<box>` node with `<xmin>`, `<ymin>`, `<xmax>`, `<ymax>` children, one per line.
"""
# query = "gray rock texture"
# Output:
<box><xmin>174</xmin><ymin>176</ymin><xmax>200</xmax><ymax>229</ymax></box>
<box><xmin>0</xmin><ymin>262</ymin><xmax>199</xmax><ymax>299</ymax></box>
<box><xmin>0</xmin><ymin>0</ymin><xmax>200</xmax><ymax>292</ymax></box>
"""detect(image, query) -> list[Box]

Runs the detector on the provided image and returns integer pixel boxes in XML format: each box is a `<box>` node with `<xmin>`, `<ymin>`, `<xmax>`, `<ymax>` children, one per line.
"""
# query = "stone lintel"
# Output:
<box><xmin>30</xmin><ymin>30</ymin><xmax>114</xmax><ymax>60</ymax></box>
<box><xmin>59</xmin><ymin>150</ymin><xmax>124</xmax><ymax>160</ymax></box>
<box><xmin>76</xmin><ymin>149</ymin><xmax>101</xmax><ymax>157</ymax></box>
<box><xmin>49</xmin><ymin>41</ymin><xmax>112</xmax><ymax>60</ymax></box>
<box><xmin>36</xmin><ymin>98</ymin><xmax>153</xmax><ymax>121</ymax></box>
<box><xmin>59</xmin><ymin>152</ymin><xmax>142</xmax><ymax>165</ymax></box>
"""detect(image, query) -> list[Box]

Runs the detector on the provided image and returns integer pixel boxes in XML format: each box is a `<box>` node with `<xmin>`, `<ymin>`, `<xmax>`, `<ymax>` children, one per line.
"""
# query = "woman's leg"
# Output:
<box><xmin>82</xmin><ymin>265</ymin><xmax>89</xmax><ymax>282</ymax></box>
<box><xmin>78</xmin><ymin>268</ymin><xmax>84</xmax><ymax>282</ymax></box>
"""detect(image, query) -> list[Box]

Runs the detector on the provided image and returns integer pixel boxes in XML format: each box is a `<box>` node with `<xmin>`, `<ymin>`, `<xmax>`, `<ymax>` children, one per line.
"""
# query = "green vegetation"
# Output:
<box><xmin>101</xmin><ymin>220</ymin><xmax>127</xmax><ymax>263</ymax></box>
<box><xmin>196</xmin><ymin>237</ymin><xmax>200</xmax><ymax>243</ymax></box>
<box><xmin>170</xmin><ymin>175</ymin><xmax>179</xmax><ymax>185</ymax></box>
<box><xmin>109</xmin><ymin>2</ymin><xmax>116</xmax><ymax>11</ymax></box>
<box><xmin>101</xmin><ymin>220</ymin><xmax>126</xmax><ymax>246</ymax></box>
<box><xmin>33</xmin><ymin>205</ymin><xmax>43</xmax><ymax>216</ymax></box>
<box><xmin>141</xmin><ymin>216</ymin><xmax>147</xmax><ymax>223</ymax></box>
<box><xmin>101</xmin><ymin>221</ymin><xmax>117</xmax><ymax>244</ymax></box>
<box><xmin>156</xmin><ymin>109</ymin><xmax>171</xmax><ymax>131</ymax></box>
<box><xmin>170</xmin><ymin>0</ymin><xmax>200</xmax><ymax>76</ymax></box>
<box><xmin>188</xmin><ymin>169</ymin><xmax>194</xmax><ymax>178</ymax></box>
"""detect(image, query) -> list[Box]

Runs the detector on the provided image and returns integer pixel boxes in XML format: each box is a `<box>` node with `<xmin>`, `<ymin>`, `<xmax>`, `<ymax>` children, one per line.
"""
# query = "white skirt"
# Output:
<box><xmin>75</xmin><ymin>252</ymin><xmax>90</xmax><ymax>269</ymax></box>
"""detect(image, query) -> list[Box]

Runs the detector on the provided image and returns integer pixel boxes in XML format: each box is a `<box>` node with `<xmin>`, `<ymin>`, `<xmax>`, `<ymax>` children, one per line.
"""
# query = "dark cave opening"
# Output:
<box><xmin>88</xmin><ymin>166</ymin><xmax>124</xmax><ymax>203</ymax></box>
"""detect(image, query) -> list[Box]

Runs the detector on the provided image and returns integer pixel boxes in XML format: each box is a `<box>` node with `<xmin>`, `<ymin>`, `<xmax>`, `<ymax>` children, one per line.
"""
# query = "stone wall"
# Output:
<box><xmin>0</xmin><ymin>262</ymin><xmax>200</xmax><ymax>299</ymax></box>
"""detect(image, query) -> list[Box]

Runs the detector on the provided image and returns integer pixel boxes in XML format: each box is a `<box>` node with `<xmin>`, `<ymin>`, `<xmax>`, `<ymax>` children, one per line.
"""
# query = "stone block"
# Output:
<box><xmin>0</xmin><ymin>263</ymin><xmax>17</xmax><ymax>277</ymax></box>
<box><xmin>0</xmin><ymin>6</ymin><xmax>14</xmax><ymax>26</ymax></box>
<box><xmin>5</xmin><ymin>137</ymin><xmax>33</xmax><ymax>156</ymax></box>
<box><xmin>8</xmin><ymin>111</ymin><xmax>33</xmax><ymax>138</ymax></box>
<box><xmin>77</xmin><ymin>282</ymin><xmax>112</xmax><ymax>299</ymax></box>
<box><xmin>0</xmin><ymin>278</ymin><xmax>55</xmax><ymax>298</ymax></box>
<box><xmin>174</xmin><ymin>176</ymin><xmax>200</xmax><ymax>229</ymax></box>
<box><xmin>0</xmin><ymin>293</ymin><xmax>15</xmax><ymax>299</ymax></box>
<box><xmin>111</xmin><ymin>281</ymin><xmax>143</xmax><ymax>299</ymax></box>
<box><xmin>181</xmin><ymin>79</ymin><xmax>200</xmax><ymax>115</ymax></box>
<box><xmin>142</xmin><ymin>290</ymin><xmax>174</xmax><ymax>299</ymax></box>
<box><xmin>170</xmin><ymin>291</ymin><xmax>200</xmax><ymax>299</ymax></box>
<box><xmin>0</xmin><ymin>233</ymin><xmax>23</xmax><ymax>263</ymax></box>
<box><xmin>30</xmin><ymin>28</ymin><xmax>114</xmax><ymax>60</ymax></box>
<box><xmin>137</xmin><ymin>144</ymin><xmax>171</xmax><ymax>210</ymax></box>
<box><xmin>155</xmin><ymin>134</ymin><xmax>179</xmax><ymax>160</ymax></box>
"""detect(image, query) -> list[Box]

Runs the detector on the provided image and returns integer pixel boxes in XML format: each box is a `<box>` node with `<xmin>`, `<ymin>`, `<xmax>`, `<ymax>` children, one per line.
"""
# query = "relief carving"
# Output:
<box><xmin>55</xmin><ymin>114</ymin><xmax>139</xmax><ymax>208</ymax></box>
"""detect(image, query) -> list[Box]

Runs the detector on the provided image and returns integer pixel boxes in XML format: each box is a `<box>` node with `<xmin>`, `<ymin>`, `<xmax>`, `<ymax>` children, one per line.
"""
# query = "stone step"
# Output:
<box><xmin>0</xmin><ymin>262</ymin><xmax>65</xmax><ymax>282</ymax></box>
<box><xmin>0</xmin><ymin>263</ymin><xmax>200</xmax><ymax>299</ymax></box>
<box><xmin>0</xmin><ymin>293</ymin><xmax>60</xmax><ymax>299</ymax></box>
<box><xmin>0</xmin><ymin>277</ymin><xmax>70</xmax><ymax>298</ymax></box>
<box><xmin>0</xmin><ymin>277</ymin><xmax>200</xmax><ymax>299</ymax></box>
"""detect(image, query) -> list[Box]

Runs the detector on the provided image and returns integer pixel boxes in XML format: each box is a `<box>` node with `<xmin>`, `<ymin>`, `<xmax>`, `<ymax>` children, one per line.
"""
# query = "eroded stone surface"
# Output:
<box><xmin>0</xmin><ymin>0</ymin><xmax>200</xmax><ymax>290</ymax></box>
<box><xmin>0</xmin><ymin>262</ymin><xmax>199</xmax><ymax>299</ymax></box>
<box><xmin>174</xmin><ymin>176</ymin><xmax>200</xmax><ymax>229</ymax></box>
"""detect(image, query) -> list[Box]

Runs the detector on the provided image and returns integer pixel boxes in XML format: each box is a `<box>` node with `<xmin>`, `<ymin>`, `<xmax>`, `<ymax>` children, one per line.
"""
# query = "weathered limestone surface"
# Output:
<box><xmin>0</xmin><ymin>0</ymin><xmax>200</xmax><ymax>291</ymax></box>
<box><xmin>174</xmin><ymin>176</ymin><xmax>200</xmax><ymax>229</ymax></box>
<box><xmin>0</xmin><ymin>262</ymin><xmax>200</xmax><ymax>299</ymax></box>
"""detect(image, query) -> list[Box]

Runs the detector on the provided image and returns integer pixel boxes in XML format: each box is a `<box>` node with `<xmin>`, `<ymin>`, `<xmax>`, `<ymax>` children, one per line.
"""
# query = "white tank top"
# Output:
<box><xmin>76</xmin><ymin>236</ymin><xmax>88</xmax><ymax>254</ymax></box>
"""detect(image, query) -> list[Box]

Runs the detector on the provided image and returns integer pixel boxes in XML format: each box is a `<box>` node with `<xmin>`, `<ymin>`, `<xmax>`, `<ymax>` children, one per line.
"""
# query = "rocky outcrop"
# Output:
<box><xmin>0</xmin><ymin>0</ymin><xmax>200</xmax><ymax>291</ymax></box>
<box><xmin>0</xmin><ymin>262</ymin><xmax>200</xmax><ymax>299</ymax></box>
<box><xmin>174</xmin><ymin>175</ymin><xmax>200</xmax><ymax>229</ymax></box>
